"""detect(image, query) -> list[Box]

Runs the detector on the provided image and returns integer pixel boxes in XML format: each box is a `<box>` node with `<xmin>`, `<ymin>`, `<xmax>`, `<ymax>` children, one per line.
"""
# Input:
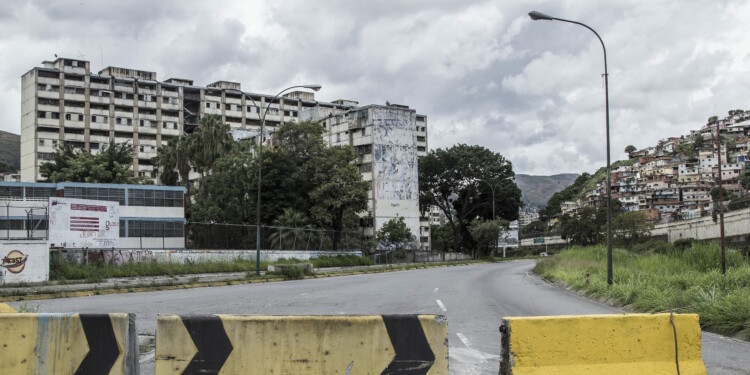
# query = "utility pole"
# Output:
<box><xmin>715</xmin><ymin>120</ymin><xmax>726</xmax><ymax>275</ymax></box>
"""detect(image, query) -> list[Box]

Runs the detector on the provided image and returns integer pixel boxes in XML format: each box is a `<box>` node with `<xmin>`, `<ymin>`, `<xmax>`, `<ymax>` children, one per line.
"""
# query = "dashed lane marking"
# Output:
<box><xmin>436</xmin><ymin>299</ymin><xmax>447</xmax><ymax>312</ymax></box>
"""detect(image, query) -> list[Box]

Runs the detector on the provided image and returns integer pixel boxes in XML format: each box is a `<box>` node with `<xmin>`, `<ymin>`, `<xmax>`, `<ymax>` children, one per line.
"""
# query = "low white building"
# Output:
<box><xmin>0</xmin><ymin>181</ymin><xmax>186</xmax><ymax>249</ymax></box>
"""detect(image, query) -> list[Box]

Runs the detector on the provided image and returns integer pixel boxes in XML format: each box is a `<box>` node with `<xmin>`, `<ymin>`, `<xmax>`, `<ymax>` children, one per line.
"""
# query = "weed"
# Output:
<box><xmin>534</xmin><ymin>244</ymin><xmax>750</xmax><ymax>338</ymax></box>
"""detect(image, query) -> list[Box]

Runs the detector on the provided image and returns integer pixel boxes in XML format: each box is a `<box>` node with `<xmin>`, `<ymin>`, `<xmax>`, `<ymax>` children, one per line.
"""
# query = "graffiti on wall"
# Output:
<box><xmin>372</xmin><ymin>110</ymin><xmax>418</xmax><ymax>201</ymax></box>
<box><xmin>63</xmin><ymin>249</ymin><xmax>154</xmax><ymax>266</ymax></box>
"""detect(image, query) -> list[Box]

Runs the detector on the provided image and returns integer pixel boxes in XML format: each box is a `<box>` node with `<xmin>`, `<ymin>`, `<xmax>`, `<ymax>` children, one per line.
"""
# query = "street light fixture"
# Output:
<box><xmin>476</xmin><ymin>177</ymin><xmax>513</xmax><ymax>257</ymax></box>
<box><xmin>240</xmin><ymin>84</ymin><xmax>322</xmax><ymax>275</ymax></box>
<box><xmin>528</xmin><ymin>11</ymin><xmax>614</xmax><ymax>285</ymax></box>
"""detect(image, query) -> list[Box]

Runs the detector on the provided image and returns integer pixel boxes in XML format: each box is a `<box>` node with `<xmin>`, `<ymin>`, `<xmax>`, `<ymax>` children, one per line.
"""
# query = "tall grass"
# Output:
<box><xmin>51</xmin><ymin>255</ymin><xmax>373</xmax><ymax>282</ymax></box>
<box><xmin>534</xmin><ymin>244</ymin><xmax>750</xmax><ymax>339</ymax></box>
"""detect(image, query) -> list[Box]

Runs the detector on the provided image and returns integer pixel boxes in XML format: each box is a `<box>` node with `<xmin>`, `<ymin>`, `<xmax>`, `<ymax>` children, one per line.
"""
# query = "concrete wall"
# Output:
<box><xmin>58</xmin><ymin>248</ymin><xmax>363</xmax><ymax>265</ymax></box>
<box><xmin>0</xmin><ymin>240</ymin><xmax>48</xmax><ymax>284</ymax></box>
<box><xmin>652</xmin><ymin>207</ymin><xmax>750</xmax><ymax>242</ymax></box>
<box><xmin>370</xmin><ymin>107</ymin><xmax>420</xmax><ymax>238</ymax></box>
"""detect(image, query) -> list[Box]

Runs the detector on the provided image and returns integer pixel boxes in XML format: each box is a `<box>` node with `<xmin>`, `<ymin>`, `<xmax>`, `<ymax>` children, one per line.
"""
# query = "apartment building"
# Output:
<box><xmin>21</xmin><ymin>57</ymin><xmax>351</xmax><ymax>182</ymax></box>
<box><xmin>22</xmin><ymin>57</ymin><xmax>431</xmax><ymax>249</ymax></box>
<box><xmin>299</xmin><ymin>103</ymin><xmax>430</xmax><ymax>248</ymax></box>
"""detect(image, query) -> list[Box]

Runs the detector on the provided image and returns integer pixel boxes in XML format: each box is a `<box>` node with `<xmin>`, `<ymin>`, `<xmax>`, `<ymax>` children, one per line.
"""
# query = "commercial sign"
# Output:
<box><xmin>0</xmin><ymin>250</ymin><xmax>28</xmax><ymax>274</ymax></box>
<box><xmin>48</xmin><ymin>197</ymin><xmax>119</xmax><ymax>248</ymax></box>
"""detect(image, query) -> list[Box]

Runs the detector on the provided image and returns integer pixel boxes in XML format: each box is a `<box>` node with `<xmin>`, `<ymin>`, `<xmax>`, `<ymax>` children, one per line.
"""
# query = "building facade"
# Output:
<box><xmin>21</xmin><ymin>57</ymin><xmax>430</xmax><ymax>249</ymax></box>
<box><xmin>0</xmin><ymin>181</ymin><xmax>186</xmax><ymax>249</ymax></box>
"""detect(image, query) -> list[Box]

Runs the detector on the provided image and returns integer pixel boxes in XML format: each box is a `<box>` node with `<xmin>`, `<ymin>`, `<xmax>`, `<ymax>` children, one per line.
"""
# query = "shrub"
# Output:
<box><xmin>629</xmin><ymin>239</ymin><xmax>674</xmax><ymax>254</ymax></box>
<box><xmin>674</xmin><ymin>238</ymin><xmax>695</xmax><ymax>251</ymax></box>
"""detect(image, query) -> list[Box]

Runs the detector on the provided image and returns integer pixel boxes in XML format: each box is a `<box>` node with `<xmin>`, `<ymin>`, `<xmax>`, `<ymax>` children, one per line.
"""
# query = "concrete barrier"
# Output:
<box><xmin>0</xmin><ymin>303</ymin><xmax>16</xmax><ymax>313</ymax></box>
<box><xmin>0</xmin><ymin>313</ymin><xmax>138</xmax><ymax>374</ymax></box>
<box><xmin>156</xmin><ymin>314</ymin><xmax>448</xmax><ymax>374</ymax></box>
<box><xmin>499</xmin><ymin>313</ymin><xmax>706</xmax><ymax>375</ymax></box>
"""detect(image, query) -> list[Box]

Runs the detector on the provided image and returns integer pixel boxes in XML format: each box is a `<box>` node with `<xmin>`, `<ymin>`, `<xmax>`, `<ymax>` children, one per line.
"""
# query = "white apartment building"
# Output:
<box><xmin>300</xmin><ymin>103</ymin><xmax>430</xmax><ymax>248</ymax></box>
<box><xmin>21</xmin><ymin>57</ymin><xmax>431</xmax><ymax>249</ymax></box>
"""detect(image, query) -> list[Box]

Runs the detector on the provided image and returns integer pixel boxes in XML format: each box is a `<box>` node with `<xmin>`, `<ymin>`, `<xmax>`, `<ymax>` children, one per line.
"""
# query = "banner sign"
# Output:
<box><xmin>48</xmin><ymin>197</ymin><xmax>119</xmax><ymax>248</ymax></box>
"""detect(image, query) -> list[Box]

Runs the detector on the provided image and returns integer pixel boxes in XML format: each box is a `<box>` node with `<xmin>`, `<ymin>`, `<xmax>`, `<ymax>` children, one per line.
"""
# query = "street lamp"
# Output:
<box><xmin>241</xmin><ymin>84</ymin><xmax>322</xmax><ymax>275</ymax></box>
<box><xmin>528</xmin><ymin>11</ymin><xmax>614</xmax><ymax>285</ymax></box>
<box><xmin>475</xmin><ymin>177</ymin><xmax>513</xmax><ymax>257</ymax></box>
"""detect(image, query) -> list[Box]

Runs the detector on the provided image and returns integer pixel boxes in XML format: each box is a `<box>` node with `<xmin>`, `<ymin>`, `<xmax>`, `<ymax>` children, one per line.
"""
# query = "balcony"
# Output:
<box><xmin>64</xmin><ymin>93</ymin><xmax>85</xmax><ymax>102</ymax></box>
<box><xmin>38</xmin><ymin>117</ymin><xmax>60</xmax><ymax>127</ymax></box>
<box><xmin>114</xmin><ymin>98</ymin><xmax>134</xmax><ymax>107</ymax></box>
<box><xmin>37</xmin><ymin>104</ymin><xmax>58</xmax><ymax>113</ymax></box>
<box><xmin>64</xmin><ymin>80</ymin><xmax>84</xmax><ymax>88</ymax></box>
<box><xmin>64</xmin><ymin>121</ymin><xmax>85</xmax><ymax>130</ymax></box>
<box><xmin>161</xmin><ymin>127</ymin><xmax>181</xmax><ymax>137</ymax></box>
<box><xmin>205</xmin><ymin>107</ymin><xmax>221</xmax><ymax>116</ymax></box>
<box><xmin>38</xmin><ymin>90</ymin><xmax>60</xmax><ymax>99</ymax></box>
<box><xmin>63</xmin><ymin>133</ymin><xmax>85</xmax><ymax>142</ymax></box>
<box><xmin>38</xmin><ymin>77</ymin><xmax>59</xmax><ymax>85</ymax></box>
<box><xmin>90</xmin><ymin>82</ymin><xmax>109</xmax><ymax>90</ymax></box>
<box><xmin>226</xmin><ymin>109</ymin><xmax>243</xmax><ymax>118</ymax></box>
<box><xmin>138</xmin><ymin>152</ymin><xmax>156</xmax><ymax>160</ymax></box>
<box><xmin>90</xmin><ymin>96</ymin><xmax>111</xmax><ymax>105</ymax></box>
<box><xmin>90</xmin><ymin>135</ymin><xmax>110</xmax><ymax>144</ymax></box>
<box><xmin>138</xmin><ymin>126</ymin><xmax>157</xmax><ymax>135</ymax></box>
<box><xmin>161</xmin><ymin>102</ymin><xmax>180</xmax><ymax>111</ymax></box>
<box><xmin>138</xmin><ymin>101</ymin><xmax>158</xmax><ymax>109</ymax></box>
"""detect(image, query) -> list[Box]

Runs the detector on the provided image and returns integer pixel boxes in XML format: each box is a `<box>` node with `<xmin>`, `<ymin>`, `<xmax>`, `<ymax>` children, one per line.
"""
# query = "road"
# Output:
<box><xmin>14</xmin><ymin>260</ymin><xmax>750</xmax><ymax>374</ymax></box>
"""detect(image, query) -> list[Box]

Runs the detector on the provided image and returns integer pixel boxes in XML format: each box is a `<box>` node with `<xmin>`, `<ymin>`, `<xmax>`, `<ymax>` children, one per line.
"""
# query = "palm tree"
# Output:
<box><xmin>190</xmin><ymin>114</ymin><xmax>234</xmax><ymax>178</ymax></box>
<box><xmin>153</xmin><ymin>139</ymin><xmax>179</xmax><ymax>186</ymax></box>
<box><xmin>269</xmin><ymin>208</ymin><xmax>312</xmax><ymax>250</ymax></box>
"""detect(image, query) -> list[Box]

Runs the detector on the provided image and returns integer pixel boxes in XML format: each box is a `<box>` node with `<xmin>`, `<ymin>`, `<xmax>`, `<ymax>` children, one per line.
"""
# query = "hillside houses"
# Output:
<box><xmin>561</xmin><ymin>110</ymin><xmax>750</xmax><ymax>223</ymax></box>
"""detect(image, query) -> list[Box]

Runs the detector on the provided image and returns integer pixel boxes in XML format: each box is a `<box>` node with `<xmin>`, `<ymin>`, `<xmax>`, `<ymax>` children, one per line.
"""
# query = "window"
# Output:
<box><xmin>38</xmin><ymin>111</ymin><xmax>46</xmax><ymax>118</ymax></box>
<box><xmin>38</xmin><ymin>152</ymin><xmax>55</xmax><ymax>160</ymax></box>
<box><xmin>361</xmin><ymin>128</ymin><xmax>366</xmax><ymax>136</ymax></box>
<box><xmin>52</xmin><ymin>140</ymin><xmax>58</xmax><ymax>147</ymax></box>
<box><xmin>38</xmin><ymin>139</ymin><xmax>44</xmax><ymax>146</ymax></box>
<box><xmin>64</xmin><ymin>186</ymin><xmax>125</xmax><ymax>205</ymax></box>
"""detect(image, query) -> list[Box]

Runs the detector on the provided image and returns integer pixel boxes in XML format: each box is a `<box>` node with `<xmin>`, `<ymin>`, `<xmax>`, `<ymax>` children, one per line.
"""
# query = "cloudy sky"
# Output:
<box><xmin>1</xmin><ymin>0</ymin><xmax>749</xmax><ymax>175</ymax></box>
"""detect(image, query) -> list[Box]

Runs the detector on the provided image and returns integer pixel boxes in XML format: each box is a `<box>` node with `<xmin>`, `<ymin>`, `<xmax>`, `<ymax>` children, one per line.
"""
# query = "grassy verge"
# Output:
<box><xmin>534</xmin><ymin>244</ymin><xmax>750</xmax><ymax>339</ymax></box>
<box><xmin>49</xmin><ymin>254</ymin><xmax>375</xmax><ymax>283</ymax></box>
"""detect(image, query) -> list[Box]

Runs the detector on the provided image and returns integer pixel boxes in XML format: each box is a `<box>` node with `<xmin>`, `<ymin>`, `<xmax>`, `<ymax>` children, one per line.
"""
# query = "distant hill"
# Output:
<box><xmin>515</xmin><ymin>173</ymin><xmax>579</xmax><ymax>210</ymax></box>
<box><xmin>0</xmin><ymin>130</ymin><xmax>20</xmax><ymax>171</ymax></box>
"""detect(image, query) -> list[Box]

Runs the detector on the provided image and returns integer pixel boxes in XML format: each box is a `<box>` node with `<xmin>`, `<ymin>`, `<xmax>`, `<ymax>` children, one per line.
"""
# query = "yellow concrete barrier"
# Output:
<box><xmin>0</xmin><ymin>303</ymin><xmax>16</xmax><ymax>313</ymax></box>
<box><xmin>0</xmin><ymin>313</ymin><xmax>138</xmax><ymax>374</ymax></box>
<box><xmin>156</xmin><ymin>314</ymin><xmax>448</xmax><ymax>374</ymax></box>
<box><xmin>499</xmin><ymin>313</ymin><xmax>706</xmax><ymax>375</ymax></box>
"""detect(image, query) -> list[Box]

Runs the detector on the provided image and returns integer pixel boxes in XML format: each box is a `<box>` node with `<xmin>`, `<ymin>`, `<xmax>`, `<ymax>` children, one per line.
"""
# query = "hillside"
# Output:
<box><xmin>0</xmin><ymin>130</ymin><xmax>20</xmax><ymax>171</ymax></box>
<box><xmin>515</xmin><ymin>173</ymin><xmax>579</xmax><ymax>210</ymax></box>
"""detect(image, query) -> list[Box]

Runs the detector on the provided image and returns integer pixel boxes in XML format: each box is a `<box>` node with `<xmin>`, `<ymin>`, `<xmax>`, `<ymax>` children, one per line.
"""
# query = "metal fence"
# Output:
<box><xmin>0</xmin><ymin>202</ymin><xmax>48</xmax><ymax>240</ymax></box>
<box><xmin>186</xmin><ymin>221</ymin><xmax>364</xmax><ymax>251</ymax></box>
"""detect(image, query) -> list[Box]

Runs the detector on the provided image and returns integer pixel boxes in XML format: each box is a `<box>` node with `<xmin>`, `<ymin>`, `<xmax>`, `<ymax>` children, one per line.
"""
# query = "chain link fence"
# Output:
<box><xmin>186</xmin><ymin>221</ymin><xmax>363</xmax><ymax>251</ymax></box>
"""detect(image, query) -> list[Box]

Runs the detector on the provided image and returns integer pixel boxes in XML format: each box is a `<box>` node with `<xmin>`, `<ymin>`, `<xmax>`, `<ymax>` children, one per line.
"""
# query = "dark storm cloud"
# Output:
<box><xmin>1</xmin><ymin>0</ymin><xmax>749</xmax><ymax>175</ymax></box>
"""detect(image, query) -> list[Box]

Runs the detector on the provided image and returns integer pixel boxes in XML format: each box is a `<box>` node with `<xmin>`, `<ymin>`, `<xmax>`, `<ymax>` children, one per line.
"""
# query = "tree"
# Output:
<box><xmin>539</xmin><ymin>173</ymin><xmax>590</xmax><ymax>221</ymax></box>
<box><xmin>520</xmin><ymin>220</ymin><xmax>547</xmax><ymax>237</ymax></box>
<box><xmin>430</xmin><ymin>224</ymin><xmax>455</xmax><ymax>253</ymax></box>
<box><xmin>559</xmin><ymin>207</ymin><xmax>606</xmax><ymax>246</ymax></box>
<box><xmin>189</xmin><ymin>114</ymin><xmax>234</xmax><ymax>178</ymax></box>
<box><xmin>708</xmin><ymin>115</ymin><xmax>719</xmax><ymax>124</ymax></box>
<box><xmin>40</xmin><ymin>140</ymin><xmax>146</xmax><ymax>184</ymax></box>
<box><xmin>376</xmin><ymin>217</ymin><xmax>417</xmax><ymax>252</ymax></box>
<box><xmin>612</xmin><ymin>211</ymin><xmax>653</xmax><ymax>246</ymax></box>
<box><xmin>624</xmin><ymin>145</ymin><xmax>637</xmax><ymax>154</ymax></box>
<box><xmin>419</xmin><ymin>144</ymin><xmax>521</xmax><ymax>253</ymax></box>
<box><xmin>693</xmin><ymin>133</ymin><xmax>705</xmax><ymax>150</ymax></box>
<box><xmin>269</xmin><ymin>208</ymin><xmax>312</xmax><ymax>250</ymax></box>
<box><xmin>309</xmin><ymin>146</ymin><xmax>369</xmax><ymax>251</ymax></box>
<box><xmin>469</xmin><ymin>220</ymin><xmax>506</xmax><ymax>258</ymax></box>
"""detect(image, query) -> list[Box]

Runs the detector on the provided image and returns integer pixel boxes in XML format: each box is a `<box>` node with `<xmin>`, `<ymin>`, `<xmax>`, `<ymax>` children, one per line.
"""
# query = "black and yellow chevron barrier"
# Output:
<box><xmin>155</xmin><ymin>314</ymin><xmax>449</xmax><ymax>374</ymax></box>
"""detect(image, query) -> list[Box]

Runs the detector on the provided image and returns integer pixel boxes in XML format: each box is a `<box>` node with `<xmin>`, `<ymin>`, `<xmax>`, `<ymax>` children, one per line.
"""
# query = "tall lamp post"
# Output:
<box><xmin>476</xmin><ymin>178</ymin><xmax>512</xmax><ymax>257</ymax></box>
<box><xmin>528</xmin><ymin>11</ymin><xmax>614</xmax><ymax>285</ymax></box>
<box><xmin>241</xmin><ymin>85</ymin><xmax>322</xmax><ymax>275</ymax></box>
<box><xmin>715</xmin><ymin>120</ymin><xmax>727</xmax><ymax>274</ymax></box>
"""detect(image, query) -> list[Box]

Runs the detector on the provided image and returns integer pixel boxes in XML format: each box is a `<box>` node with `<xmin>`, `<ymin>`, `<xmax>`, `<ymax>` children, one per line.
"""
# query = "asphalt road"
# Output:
<box><xmin>13</xmin><ymin>260</ymin><xmax>750</xmax><ymax>374</ymax></box>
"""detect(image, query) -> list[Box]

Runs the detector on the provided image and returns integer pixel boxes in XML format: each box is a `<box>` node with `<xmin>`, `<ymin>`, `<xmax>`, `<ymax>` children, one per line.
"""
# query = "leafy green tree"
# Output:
<box><xmin>469</xmin><ymin>219</ymin><xmax>506</xmax><ymax>258</ymax></box>
<box><xmin>624</xmin><ymin>145</ymin><xmax>637</xmax><ymax>154</ymax></box>
<box><xmin>189</xmin><ymin>114</ymin><xmax>234</xmax><ymax>178</ymax></box>
<box><xmin>419</xmin><ymin>144</ymin><xmax>521</xmax><ymax>253</ymax></box>
<box><xmin>376</xmin><ymin>217</ymin><xmax>416</xmax><ymax>252</ymax></box>
<box><xmin>40</xmin><ymin>140</ymin><xmax>146</xmax><ymax>184</ymax></box>
<box><xmin>430</xmin><ymin>224</ymin><xmax>454</xmax><ymax>253</ymax></box>
<box><xmin>309</xmin><ymin>146</ymin><xmax>369</xmax><ymax>251</ymax></box>
<box><xmin>520</xmin><ymin>220</ymin><xmax>547</xmax><ymax>237</ymax></box>
<box><xmin>560</xmin><ymin>207</ymin><xmax>606</xmax><ymax>246</ymax></box>
<box><xmin>269</xmin><ymin>208</ymin><xmax>312</xmax><ymax>250</ymax></box>
<box><xmin>190</xmin><ymin>150</ymin><xmax>256</xmax><ymax>224</ymax></box>
<box><xmin>693</xmin><ymin>134</ymin><xmax>705</xmax><ymax>150</ymax></box>
<box><xmin>612</xmin><ymin>211</ymin><xmax>654</xmax><ymax>247</ymax></box>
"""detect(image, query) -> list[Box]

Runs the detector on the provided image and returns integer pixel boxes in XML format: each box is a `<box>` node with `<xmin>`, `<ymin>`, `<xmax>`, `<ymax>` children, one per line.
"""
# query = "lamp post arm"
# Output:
<box><xmin>550</xmin><ymin>18</ymin><xmax>608</xmax><ymax>76</ymax></box>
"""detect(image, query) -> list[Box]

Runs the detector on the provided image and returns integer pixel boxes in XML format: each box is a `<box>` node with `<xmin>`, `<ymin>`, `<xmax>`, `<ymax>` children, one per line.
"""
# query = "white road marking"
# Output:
<box><xmin>436</xmin><ymin>299</ymin><xmax>447</xmax><ymax>312</ymax></box>
<box><xmin>434</xmin><ymin>287</ymin><xmax>439</xmax><ymax>293</ymax></box>
<box><xmin>456</xmin><ymin>332</ymin><xmax>471</xmax><ymax>348</ymax></box>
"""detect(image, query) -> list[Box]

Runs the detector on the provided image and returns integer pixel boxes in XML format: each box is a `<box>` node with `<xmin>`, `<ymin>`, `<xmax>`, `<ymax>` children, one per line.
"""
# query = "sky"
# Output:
<box><xmin>1</xmin><ymin>0</ymin><xmax>749</xmax><ymax>176</ymax></box>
